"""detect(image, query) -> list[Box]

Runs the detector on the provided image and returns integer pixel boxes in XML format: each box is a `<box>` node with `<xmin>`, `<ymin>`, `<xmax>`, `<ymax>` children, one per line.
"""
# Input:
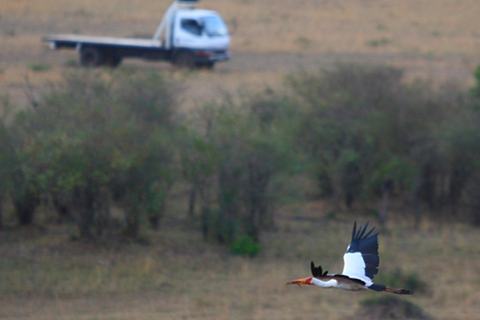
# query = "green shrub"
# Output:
<box><xmin>230</xmin><ymin>235</ymin><xmax>261</xmax><ymax>257</ymax></box>
<box><xmin>9</xmin><ymin>70</ymin><xmax>181</xmax><ymax>238</ymax></box>
<box><xmin>366</xmin><ymin>37</ymin><xmax>390</xmax><ymax>47</ymax></box>
<box><xmin>64</xmin><ymin>59</ymin><xmax>79</xmax><ymax>68</ymax></box>
<box><xmin>357</xmin><ymin>295</ymin><xmax>433</xmax><ymax>320</ymax></box>
<box><xmin>27</xmin><ymin>63</ymin><xmax>50</xmax><ymax>72</ymax></box>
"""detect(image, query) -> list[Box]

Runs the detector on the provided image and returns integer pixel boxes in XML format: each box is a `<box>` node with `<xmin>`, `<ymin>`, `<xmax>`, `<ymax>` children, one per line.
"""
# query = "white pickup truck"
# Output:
<box><xmin>43</xmin><ymin>0</ymin><xmax>231</xmax><ymax>69</ymax></box>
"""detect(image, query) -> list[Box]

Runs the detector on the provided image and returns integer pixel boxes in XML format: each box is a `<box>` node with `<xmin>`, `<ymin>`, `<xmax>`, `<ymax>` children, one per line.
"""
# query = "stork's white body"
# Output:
<box><xmin>342</xmin><ymin>252</ymin><xmax>373</xmax><ymax>287</ymax></box>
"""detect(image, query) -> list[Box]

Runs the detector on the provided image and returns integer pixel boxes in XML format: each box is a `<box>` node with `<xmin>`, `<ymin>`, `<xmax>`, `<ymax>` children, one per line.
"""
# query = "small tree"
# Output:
<box><xmin>111</xmin><ymin>72</ymin><xmax>180</xmax><ymax>237</ymax></box>
<box><xmin>195</xmin><ymin>92</ymin><xmax>296</xmax><ymax>246</ymax></box>
<box><xmin>10</xmin><ymin>70</ymin><xmax>181</xmax><ymax>239</ymax></box>
<box><xmin>1</xmin><ymin>96</ymin><xmax>40</xmax><ymax>227</ymax></box>
<box><xmin>0</xmin><ymin>96</ymin><xmax>17</xmax><ymax>228</ymax></box>
<box><xmin>286</xmin><ymin>64</ymin><xmax>407</xmax><ymax>208</ymax></box>
<box><xmin>10</xmin><ymin>72</ymin><xmax>116</xmax><ymax>237</ymax></box>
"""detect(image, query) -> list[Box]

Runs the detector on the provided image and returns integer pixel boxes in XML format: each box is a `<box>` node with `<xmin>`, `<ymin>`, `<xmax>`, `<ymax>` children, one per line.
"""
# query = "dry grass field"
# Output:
<box><xmin>1</xmin><ymin>0</ymin><xmax>480</xmax><ymax>319</ymax></box>
<box><xmin>1</xmin><ymin>0</ymin><xmax>480</xmax><ymax>107</ymax></box>
<box><xmin>1</xmin><ymin>205</ymin><xmax>479</xmax><ymax>320</ymax></box>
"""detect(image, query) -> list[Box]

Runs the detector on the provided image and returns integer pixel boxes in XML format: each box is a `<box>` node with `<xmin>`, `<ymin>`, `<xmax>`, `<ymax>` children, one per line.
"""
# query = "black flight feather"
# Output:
<box><xmin>346</xmin><ymin>221</ymin><xmax>380</xmax><ymax>280</ymax></box>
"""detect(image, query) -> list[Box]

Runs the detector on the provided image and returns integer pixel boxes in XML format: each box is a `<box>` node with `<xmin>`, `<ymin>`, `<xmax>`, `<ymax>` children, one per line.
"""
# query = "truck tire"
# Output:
<box><xmin>105</xmin><ymin>53</ymin><xmax>122</xmax><ymax>68</ymax></box>
<box><xmin>80</xmin><ymin>47</ymin><xmax>105</xmax><ymax>67</ymax></box>
<box><xmin>173</xmin><ymin>51</ymin><xmax>195</xmax><ymax>69</ymax></box>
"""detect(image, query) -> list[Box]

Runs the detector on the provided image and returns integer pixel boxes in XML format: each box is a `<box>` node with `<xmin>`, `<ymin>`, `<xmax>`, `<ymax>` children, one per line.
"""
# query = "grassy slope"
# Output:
<box><xmin>1</xmin><ymin>206</ymin><xmax>479</xmax><ymax>320</ymax></box>
<box><xmin>1</xmin><ymin>0</ymin><xmax>480</xmax><ymax>319</ymax></box>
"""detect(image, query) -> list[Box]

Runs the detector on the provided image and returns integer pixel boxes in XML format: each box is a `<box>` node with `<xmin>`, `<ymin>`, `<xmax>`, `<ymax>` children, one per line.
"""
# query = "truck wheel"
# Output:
<box><xmin>105</xmin><ymin>53</ymin><xmax>122</xmax><ymax>68</ymax></box>
<box><xmin>173</xmin><ymin>51</ymin><xmax>195</xmax><ymax>69</ymax></box>
<box><xmin>80</xmin><ymin>47</ymin><xmax>105</xmax><ymax>67</ymax></box>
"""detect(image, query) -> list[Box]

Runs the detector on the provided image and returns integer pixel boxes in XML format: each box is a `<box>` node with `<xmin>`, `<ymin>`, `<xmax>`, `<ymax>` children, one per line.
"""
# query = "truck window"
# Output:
<box><xmin>181</xmin><ymin>19</ymin><xmax>202</xmax><ymax>36</ymax></box>
<box><xmin>202</xmin><ymin>16</ymin><xmax>228</xmax><ymax>37</ymax></box>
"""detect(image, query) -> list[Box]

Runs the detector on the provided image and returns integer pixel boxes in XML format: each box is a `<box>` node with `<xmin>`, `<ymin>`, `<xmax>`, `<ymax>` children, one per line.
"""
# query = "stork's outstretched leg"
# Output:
<box><xmin>368</xmin><ymin>284</ymin><xmax>413</xmax><ymax>294</ymax></box>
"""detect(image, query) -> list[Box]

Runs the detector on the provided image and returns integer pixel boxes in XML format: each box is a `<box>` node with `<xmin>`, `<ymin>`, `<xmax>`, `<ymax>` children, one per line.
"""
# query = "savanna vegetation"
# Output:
<box><xmin>1</xmin><ymin>64</ymin><xmax>480</xmax><ymax>320</ymax></box>
<box><xmin>2</xmin><ymin>0</ymin><xmax>480</xmax><ymax>319</ymax></box>
<box><xmin>2</xmin><ymin>64</ymin><xmax>480</xmax><ymax>245</ymax></box>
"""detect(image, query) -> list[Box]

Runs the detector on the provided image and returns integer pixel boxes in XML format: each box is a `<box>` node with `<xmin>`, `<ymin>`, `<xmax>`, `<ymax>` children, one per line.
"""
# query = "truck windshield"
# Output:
<box><xmin>202</xmin><ymin>15</ymin><xmax>228</xmax><ymax>37</ymax></box>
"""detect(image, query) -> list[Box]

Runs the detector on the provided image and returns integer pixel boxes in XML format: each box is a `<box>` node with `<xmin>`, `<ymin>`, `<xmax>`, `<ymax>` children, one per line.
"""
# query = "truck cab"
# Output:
<box><xmin>170</xmin><ymin>9</ymin><xmax>230</xmax><ymax>68</ymax></box>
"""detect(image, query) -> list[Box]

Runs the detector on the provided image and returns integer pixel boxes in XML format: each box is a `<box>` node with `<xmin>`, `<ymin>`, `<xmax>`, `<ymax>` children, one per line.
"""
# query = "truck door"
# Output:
<box><xmin>174</xmin><ymin>17</ymin><xmax>204</xmax><ymax>48</ymax></box>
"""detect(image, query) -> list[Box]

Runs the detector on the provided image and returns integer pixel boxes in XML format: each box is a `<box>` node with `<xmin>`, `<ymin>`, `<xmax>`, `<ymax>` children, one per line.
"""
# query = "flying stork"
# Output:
<box><xmin>285</xmin><ymin>221</ymin><xmax>412</xmax><ymax>294</ymax></box>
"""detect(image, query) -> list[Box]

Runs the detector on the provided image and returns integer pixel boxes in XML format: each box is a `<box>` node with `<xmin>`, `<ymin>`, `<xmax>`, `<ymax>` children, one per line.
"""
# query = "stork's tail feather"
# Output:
<box><xmin>386</xmin><ymin>287</ymin><xmax>413</xmax><ymax>295</ymax></box>
<box><xmin>368</xmin><ymin>284</ymin><xmax>413</xmax><ymax>295</ymax></box>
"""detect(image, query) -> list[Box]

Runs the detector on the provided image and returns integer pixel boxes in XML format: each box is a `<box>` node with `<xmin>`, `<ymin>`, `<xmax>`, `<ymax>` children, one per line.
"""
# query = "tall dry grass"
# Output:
<box><xmin>1</xmin><ymin>207</ymin><xmax>479</xmax><ymax>320</ymax></box>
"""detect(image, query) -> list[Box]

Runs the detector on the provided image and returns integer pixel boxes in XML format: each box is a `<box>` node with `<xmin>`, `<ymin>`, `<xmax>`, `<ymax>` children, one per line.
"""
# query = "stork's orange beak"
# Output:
<box><xmin>285</xmin><ymin>277</ymin><xmax>310</xmax><ymax>288</ymax></box>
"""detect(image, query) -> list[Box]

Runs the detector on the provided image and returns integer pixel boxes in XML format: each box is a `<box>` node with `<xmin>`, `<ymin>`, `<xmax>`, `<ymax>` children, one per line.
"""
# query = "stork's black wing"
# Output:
<box><xmin>342</xmin><ymin>221</ymin><xmax>380</xmax><ymax>282</ymax></box>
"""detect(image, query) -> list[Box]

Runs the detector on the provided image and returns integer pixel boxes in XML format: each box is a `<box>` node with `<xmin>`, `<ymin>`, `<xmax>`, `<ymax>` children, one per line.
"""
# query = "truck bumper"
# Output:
<box><xmin>193</xmin><ymin>49</ymin><xmax>231</xmax><ymax>63</ymax></box>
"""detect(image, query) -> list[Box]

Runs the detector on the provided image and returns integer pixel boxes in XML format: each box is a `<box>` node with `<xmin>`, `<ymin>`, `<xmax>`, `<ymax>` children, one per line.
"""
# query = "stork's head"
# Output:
<box><xmin>285</xmin><ymin>277</ymin><xmax>313</xmax><ymax>288</ymax></box>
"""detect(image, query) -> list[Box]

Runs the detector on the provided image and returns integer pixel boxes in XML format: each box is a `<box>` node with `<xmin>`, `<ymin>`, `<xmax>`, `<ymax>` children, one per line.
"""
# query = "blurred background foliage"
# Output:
<box><xmin>1</xmin><ymin>63</ymin><xmax>480</xmax><ymax>251</ymax></box>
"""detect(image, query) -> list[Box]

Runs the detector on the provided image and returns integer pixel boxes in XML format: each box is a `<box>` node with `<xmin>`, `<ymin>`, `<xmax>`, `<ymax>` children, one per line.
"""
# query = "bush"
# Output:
<box><xmin>191</xmin><ymin>94</ymin><xmax>299</xmax><ymax>246</ymax></box>
<box><xmin>8</xmin><ymin>70</ymin><xmax>181</xmax><ymax>238</ymax></box>
<box><xmin>230</xmin><ymin>235</ymin><xmax>261</xmax><ymax>257</ymax></box>
<box><xmin>357</xmin><ymin>296</ymin><xmax>434</xmax><ymax>320</ymax></box>
<box><xmin>286</xmin><ymin>64</ymin><xmax>411</xmax><ymax>208</ymax></box>
<box><xmin>27</xmin><ymin>63</ymin><xmax>50</xmax><ymax>72</ymax></box>
<box><xmin>285</xmin><ymin>63</ymin><xmax>480</xmax><ymax>226</ymax></box>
